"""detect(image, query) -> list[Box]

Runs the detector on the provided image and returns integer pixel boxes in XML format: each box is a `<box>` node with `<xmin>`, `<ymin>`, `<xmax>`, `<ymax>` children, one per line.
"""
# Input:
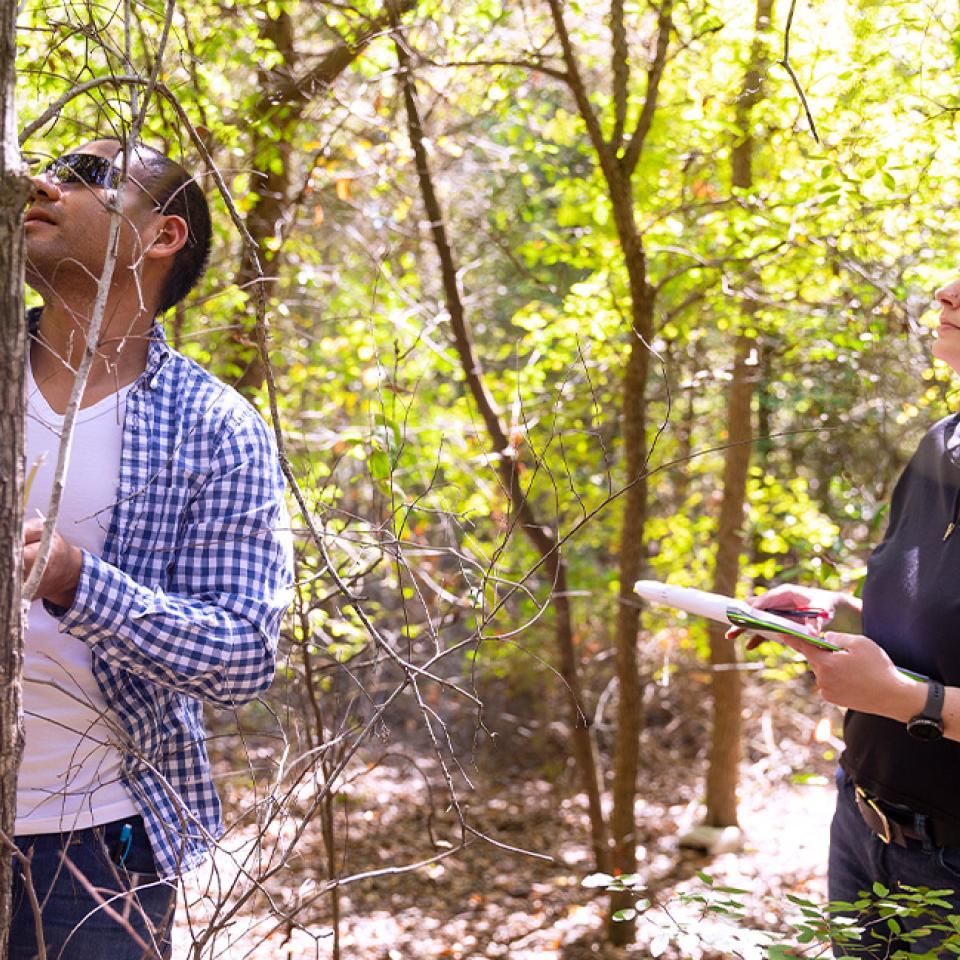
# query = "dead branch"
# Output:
<box><xmin>778</xmin><ymin>0</ymin><xmax>820</xmax><ymax>143</ymax></box>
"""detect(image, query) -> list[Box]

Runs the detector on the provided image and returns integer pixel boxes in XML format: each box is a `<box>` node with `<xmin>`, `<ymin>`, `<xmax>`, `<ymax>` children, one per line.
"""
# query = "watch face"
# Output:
<box><xmin>907</xmin><ymin>717</ymin><xmax>944</xmax><ymax>741</ymax></box>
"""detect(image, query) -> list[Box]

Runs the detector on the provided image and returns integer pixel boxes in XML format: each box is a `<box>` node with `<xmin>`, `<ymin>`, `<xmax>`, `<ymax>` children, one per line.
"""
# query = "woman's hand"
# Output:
<box><xmin>734</xmin><ymin>585</ymin><xmax>862</xmax><ymax>650</ymax></box>
<box><xmin>799</xmin><ymin>631</ymin><xmax>924</xmax><ymax>722</ymax></box>
<box><xmin>750</xmin><ymin>584</ymin><xmax>846</xmax><ymax>621</ymax></box>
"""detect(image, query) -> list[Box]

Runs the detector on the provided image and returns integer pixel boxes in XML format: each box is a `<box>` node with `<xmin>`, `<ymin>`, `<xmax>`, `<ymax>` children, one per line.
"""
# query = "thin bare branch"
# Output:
<box><xmin>777</xmin><ymin>0</ymin><xmax>820</xmax><ymax>143</ymax></box>
<box><xmin>421</xmin><ymin>54</ymin><xmax>568</xmax><ymax>82</ymax></box>
<box><xmin>393</xmin><ymin>11</ymin><xmax>611</xmax><ymax>871</ymax></box>
<box><xmin>621</xmin><ymin>0</ymin><xmax>675</xmax><ymax>175</ymax></box>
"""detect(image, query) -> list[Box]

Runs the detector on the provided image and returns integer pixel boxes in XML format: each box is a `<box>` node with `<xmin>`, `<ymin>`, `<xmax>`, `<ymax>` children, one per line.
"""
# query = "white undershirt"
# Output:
<box><xmin>16</xmin><ymin>362</ymin><xmax>139</xmax><ymax>834</ymax></box>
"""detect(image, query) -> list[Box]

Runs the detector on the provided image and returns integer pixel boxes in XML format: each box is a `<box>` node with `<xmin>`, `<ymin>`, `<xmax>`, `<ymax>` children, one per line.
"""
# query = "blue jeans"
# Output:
<box><xmin>9</xmin><ymin>816</ymin><xmax>176</xmax><ymax>960</ymax></box>
<box><xmin>829</xmin><ymin>769</ymin><xmax>960</xmax><ymax>957</ymax></box>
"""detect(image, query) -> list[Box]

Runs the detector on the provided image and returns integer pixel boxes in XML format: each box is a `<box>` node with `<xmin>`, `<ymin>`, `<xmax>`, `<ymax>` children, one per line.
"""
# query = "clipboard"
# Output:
<box><xmin>634</xmin><ymin>579</ymin><xmax>926</xmax><ymax>682</ymax></box>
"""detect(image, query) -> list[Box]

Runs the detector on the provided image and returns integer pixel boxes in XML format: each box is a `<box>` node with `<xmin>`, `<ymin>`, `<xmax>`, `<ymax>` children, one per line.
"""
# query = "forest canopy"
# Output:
<box><xmin>6</xmin><ymin>0</ymin><xmax>960</xmax><ymax>955</ymax></box>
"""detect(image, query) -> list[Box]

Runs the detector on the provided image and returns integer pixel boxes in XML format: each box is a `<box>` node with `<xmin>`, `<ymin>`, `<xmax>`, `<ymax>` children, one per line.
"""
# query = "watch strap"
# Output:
<box><xmin>906</xmin><ymin>679</ymin><xmax>946</xmax><ymax>740</ymax></box>
<box><xmin>922</xmin><ymin>679</ymin><xmax>945</xmax><ymax>723</ymax></box>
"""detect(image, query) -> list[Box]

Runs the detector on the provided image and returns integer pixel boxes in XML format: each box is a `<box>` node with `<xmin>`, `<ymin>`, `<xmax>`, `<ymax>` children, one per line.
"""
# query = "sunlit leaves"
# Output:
<box><xmin>15</xmin><ymin>0</ymin><xmax>960</xmax><ymax>683</ymax></box>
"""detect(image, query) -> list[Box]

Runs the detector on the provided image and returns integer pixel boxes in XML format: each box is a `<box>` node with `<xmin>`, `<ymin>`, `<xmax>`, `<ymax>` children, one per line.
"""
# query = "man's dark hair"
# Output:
<box><xmin>120</xmin><ymin>141</ymin><xmax>213</xmax><ymax>314</ymax></box>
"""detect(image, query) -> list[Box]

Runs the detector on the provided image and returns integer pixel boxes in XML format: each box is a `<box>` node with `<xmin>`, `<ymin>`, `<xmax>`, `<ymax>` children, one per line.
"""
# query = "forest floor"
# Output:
<box><xmin>171</xmin><ymin>669</ymin><xmax>843</xmax><ymax>960</ymax></box>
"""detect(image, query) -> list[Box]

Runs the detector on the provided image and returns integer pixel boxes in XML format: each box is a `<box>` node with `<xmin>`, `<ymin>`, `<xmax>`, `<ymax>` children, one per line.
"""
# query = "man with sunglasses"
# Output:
<box><xmin>12</xmin><ymin>139</ymin><xmax>292</xmax><ymax>959</ymax></box>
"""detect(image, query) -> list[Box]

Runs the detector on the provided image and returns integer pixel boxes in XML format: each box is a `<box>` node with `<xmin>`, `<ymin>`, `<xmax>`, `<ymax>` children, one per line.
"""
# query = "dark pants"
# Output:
<box><xmin>9</xmin><ymin>816</ymin><xmax>176</xmax><ymax>960</ymax></box>
<box><xmin>829</xmin><ymin>769</ymin><xmax>960</xmax><ymax>957</ymax></box>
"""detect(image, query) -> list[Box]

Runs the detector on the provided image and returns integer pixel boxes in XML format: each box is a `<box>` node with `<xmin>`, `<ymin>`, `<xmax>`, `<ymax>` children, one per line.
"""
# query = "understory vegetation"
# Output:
<box><xmin>8</xmin><ymin>0</ymin><xmax>960</xmax><ymax>955</ymax></box>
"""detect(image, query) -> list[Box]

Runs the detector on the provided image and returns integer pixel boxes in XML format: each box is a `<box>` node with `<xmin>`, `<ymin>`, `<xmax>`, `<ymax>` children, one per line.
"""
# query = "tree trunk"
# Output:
<box><xmin>705</xmin><ymin>335</ymin><xmax>755</xmax><ymax>826</ymax></box>
<box><xmin>0</xmin><ymin>0</ymin><xmax>30</xmax><ymax>943</ymax></box>
<box><xmin>393</xmin><ymin>26</ymin><xmax>611</xmax><ymax>871</ymax></box>
<box><xmin>704</xmin><ymin>0</ymin><xmax>774</xmax><ymax>828</ymax></box>
<box><xmin>607</xmin><ymin>269</ymin><xmax>653</xmax><ymax>945</ymax></box>
<box><xmin>232</xmin><ymin>10</ymin><xmax>299</xmax><ymax>394</ymax></box>
<box><xmin>229</xmin><ymin>0</ymin><xmax>419</xmax><ymax>395</ymax></box>
<box><xmin>542</xmin><ymin>0</ymin><xmax>674</xmax><ymax>941</ymax></box>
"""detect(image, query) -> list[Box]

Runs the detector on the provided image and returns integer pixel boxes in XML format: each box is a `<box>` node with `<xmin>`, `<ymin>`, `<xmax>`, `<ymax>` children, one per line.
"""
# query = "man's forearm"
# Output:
<box><xmin>55</xmin><ymin>549</ymin><xmax>285</xmax><ymax>705</ymax></box>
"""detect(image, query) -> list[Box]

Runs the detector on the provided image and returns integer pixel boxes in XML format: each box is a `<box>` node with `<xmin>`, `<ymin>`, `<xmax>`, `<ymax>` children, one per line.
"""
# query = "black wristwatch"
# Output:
<box><xmin>907</xmin><ymin>679</ymin><xmax>945</xmax><ymax>741</ymax></box>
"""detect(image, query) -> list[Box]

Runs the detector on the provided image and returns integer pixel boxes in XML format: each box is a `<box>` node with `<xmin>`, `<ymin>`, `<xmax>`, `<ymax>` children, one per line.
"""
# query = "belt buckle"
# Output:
<box><xmin>857</xmin><ymin>786</ymin><xmax>892</xmax><ymax>845</ymax></box>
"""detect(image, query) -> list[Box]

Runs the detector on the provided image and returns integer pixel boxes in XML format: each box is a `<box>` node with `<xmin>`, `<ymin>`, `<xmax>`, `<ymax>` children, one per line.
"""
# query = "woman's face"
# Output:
<box><xmin>934</xmin><ymin>277</ymin><xmax>960</xmax><ymax>375</ymax></box>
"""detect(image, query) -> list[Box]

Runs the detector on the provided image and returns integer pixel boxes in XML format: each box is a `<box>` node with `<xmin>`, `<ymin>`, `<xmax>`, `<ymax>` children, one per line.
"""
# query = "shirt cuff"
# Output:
<box><xmin>50</xmin><ymin>549</ymin><xmax>141</xmax><ymax>643</ymax></box>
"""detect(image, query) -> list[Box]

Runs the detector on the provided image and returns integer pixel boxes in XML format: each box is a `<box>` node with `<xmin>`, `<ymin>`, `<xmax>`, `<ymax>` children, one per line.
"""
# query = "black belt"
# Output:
<box><xmin>854</xmin><ymin>785</ymin><xmax>960</xmax><ymax>848</ymax></box>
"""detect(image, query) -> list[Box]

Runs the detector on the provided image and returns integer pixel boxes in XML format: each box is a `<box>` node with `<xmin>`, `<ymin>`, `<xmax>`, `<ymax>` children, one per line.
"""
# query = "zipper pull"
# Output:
<box><xmin>945</xmin><ymin>522</ymin><xmax>956</xmax><ymax>542</ymax></box>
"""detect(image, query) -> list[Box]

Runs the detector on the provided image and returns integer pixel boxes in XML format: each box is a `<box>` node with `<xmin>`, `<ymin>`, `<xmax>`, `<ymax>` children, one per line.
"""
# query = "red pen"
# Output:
<box><xmin>764</xmin><ymin>607</ymin><xmax>828</xmax><ymax>620</ymax></box>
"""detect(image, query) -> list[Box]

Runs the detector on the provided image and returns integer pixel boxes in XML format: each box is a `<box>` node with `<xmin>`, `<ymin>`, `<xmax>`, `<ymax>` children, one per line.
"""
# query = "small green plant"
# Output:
<box><xmin>581</xmin><ymin>871</ymin><xmax>960</xmax><ymax>958</ymax></box>
<box><xmin>581</xmin><ymin>871</ymin><xmax>651</xmax><ymax>922</ymax></box>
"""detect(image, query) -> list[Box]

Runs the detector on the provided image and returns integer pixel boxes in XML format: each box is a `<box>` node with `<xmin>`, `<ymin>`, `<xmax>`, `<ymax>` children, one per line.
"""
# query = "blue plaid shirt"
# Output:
<box><xmin>42</xmin><ymin>319</ymin><xmax>291</xmax><ymax>877</ymax></box>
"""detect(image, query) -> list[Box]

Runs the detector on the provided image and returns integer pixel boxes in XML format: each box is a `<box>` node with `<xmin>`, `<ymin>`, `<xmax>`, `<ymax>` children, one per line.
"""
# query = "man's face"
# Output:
<box><xmin>24</xmin><ymin>139</ymin><xmax>159</xmax><ymax>300</ymax></box>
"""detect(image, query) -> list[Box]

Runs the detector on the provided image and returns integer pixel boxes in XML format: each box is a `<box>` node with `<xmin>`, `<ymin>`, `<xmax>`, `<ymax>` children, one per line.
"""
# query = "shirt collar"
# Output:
<box><xmin>143</xmin><ymin>322</ymin><xmax>173</xmax><ymax>389</ymax></box>
<box><xmin>26</xmin><ymin>306</ymin><xmax>172</xmax><ymax>391</ymax></box>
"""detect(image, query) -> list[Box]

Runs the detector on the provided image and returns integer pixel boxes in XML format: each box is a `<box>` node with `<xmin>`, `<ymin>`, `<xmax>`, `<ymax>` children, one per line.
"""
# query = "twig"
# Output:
<box><xmin>0</xmin><ymin>831</ymin><xmax>47</xmax><ymax>959</ymax></box>
<box><xmin>22</xmin><ymin>0</ymin><xmax>179</xmax><ymax>600</ymax></box>
<box><xmin>59</xmin><ymin>853</ymin><xmax>162</xmax><ymax>958</ymax></box>
<box><xmin>21</xmin><ymin>188</ymin><xmax>127</xmax><ymax>602</ymax></box>
<box><xmin>19</xmin><ymin>74</ymin><xmax>143</xmax><ymax>144</ymax></box>
<box><xmin>132</xmin><ymin>0</ymin><xmax>177</xmax><ymax>135</ymax></box>
<box><xmin>778</xmin><ymin>0</ymin><xmax>820</xmax><ymax>143</ymax></box>
<box><xmin>419</xmin><ymin>54</ymin><xmax>568</xmax><ymax>82</ymax></box>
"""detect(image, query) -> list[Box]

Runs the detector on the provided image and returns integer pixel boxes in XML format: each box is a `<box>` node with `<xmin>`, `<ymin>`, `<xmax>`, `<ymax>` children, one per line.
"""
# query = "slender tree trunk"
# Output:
<box><xmin>232</xmin><ymin>10</ymin><xmax>299</xmax><ymax>394</ymax></box>
<box><xmin>704</xmin><ymin>0</ymin><xmax>774</xmax><ymax>827</ymax></box>
<box><xmin>393</xmin><ymin>26</ymin><xmax>610</xmax><ymax>872</ymax></box>
<box><xmin>0</xmin><ymin>0</ymin><xmax>31</xmax><ymax>944</ymax></box>
<box><xmin>542</xmin><ymin>0</ymin><xmax>674</xmax><ymax>941</ymax></box>
<box><xmin>608</xmin><ymin>270</ymin><xmax>653</xmax><ymax>944</ymax></box>
<box><xmin>229</xmin><ymin>0</ymin><xmax>419</xmax><ymax>395</ymax></box>
<box><xmin>704</xmin><ymin>335</ymin><xmax>754</xmax><ymax>826</ymax></box>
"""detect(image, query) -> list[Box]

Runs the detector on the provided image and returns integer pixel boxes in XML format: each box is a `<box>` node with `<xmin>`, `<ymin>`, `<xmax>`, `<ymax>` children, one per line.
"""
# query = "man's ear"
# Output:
<box><xmin>145</xmin><ymin>214</ymin><xmax>189</xmax><ymax>260</ymax></box>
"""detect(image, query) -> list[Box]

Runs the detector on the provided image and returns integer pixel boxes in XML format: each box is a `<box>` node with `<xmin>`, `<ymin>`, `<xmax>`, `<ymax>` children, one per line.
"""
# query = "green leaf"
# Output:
<box><xmin>581</xmin><ymin>873</ymin><xmax>615</xmax><ymax>889</ymax></box>
<box><xmin>369</xmin><ymin>450</ymin><xmax>391</xmax><ymax>481</ymax></box>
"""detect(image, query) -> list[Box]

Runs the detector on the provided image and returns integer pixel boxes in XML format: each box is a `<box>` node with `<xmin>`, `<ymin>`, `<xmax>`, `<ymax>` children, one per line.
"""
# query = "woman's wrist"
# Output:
<box><xmin>889</xmin><ymin>673</ymin><xmax>928</xmax><ymax>724</ymax></box>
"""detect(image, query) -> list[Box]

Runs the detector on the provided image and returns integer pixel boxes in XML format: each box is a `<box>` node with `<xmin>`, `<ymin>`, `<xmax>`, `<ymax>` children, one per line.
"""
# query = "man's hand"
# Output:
<box><xmin>801</xmin><ymin>631</ymin><xmax>924</xmax><ymax>723</ymax></box>
<box><xmin>23</xmin><ymin>517</ymin><xmax>82</xmax><ymax>609</ymax></box>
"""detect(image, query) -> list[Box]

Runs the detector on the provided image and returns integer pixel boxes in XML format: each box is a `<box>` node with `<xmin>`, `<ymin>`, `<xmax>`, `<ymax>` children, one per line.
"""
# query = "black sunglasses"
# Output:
<box><xmin>41</xmin><ymin>153</ymin><xmax>122</xmax><ymax>189</ymax></box>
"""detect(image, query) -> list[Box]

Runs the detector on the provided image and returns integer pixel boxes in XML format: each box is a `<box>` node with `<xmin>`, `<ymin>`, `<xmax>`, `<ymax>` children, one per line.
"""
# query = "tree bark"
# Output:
<box><xmin>0</xmin><ymin>0</ymin><xmax>31</xmax><ymax>944</ymax></box>
<box><xmin>393</xmin><ymin>25</ymin><xmax>611</xmax><ymax>872</ymax></box>
<box><xmin>704</xmin><ymin>0</ymin><xmax>775</xmax><ymax>828</ymax></box>
<box><xmin>543</xmin><ymin>0</ymin><xmax>673</xmax><ymax>941</ymax></box>
<box><xmin>704</xmin><ymin>335</ymin><xmax>754</xmax><ymax>826</ymax></box>
<box><xmin>232</xmin><ymin>9</ymin><xmax>299</xmax><ymax>394</ymax></box>
<box><xmin>607</xmin><ymin>274</ymin><xmax>653</xmax><ymax>945</ymax></box>
<box><xmin>231</xmin><ymin>0</ymin><xmax>418</xmax><ymax>394</ymax></box>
